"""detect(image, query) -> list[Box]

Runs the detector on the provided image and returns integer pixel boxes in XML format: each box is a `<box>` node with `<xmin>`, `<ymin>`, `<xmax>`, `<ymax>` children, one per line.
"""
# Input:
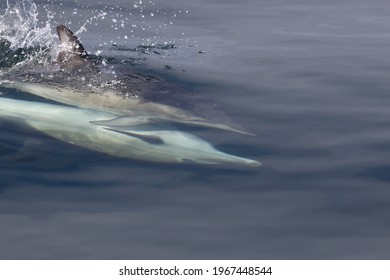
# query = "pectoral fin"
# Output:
<box><xmin>189</xmin><ymin>121</ymin><xmax>256</xmax><ymax>136</ymax></box>
<box><xmin>90</xmin><ymin>116</ymin><xmax>159</xmax><ymax>127</ymax></box>
<box><xmin>104</xmin><ymin>127</ymin><xmax>164</xmax><ymax>145</ymax></box>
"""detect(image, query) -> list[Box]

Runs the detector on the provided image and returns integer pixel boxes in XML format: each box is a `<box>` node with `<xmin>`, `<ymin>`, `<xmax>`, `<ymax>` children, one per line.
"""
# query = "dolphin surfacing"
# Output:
<box><xmin>0</xmin><ymin>25</ymin><xmax>254</xmax><ymax>135</ymax></box>
<box><xmin>0</xmin><ymin>24</ymin><xmax>261</xmax><ymax>166</ymax></box>
<box><xmin>0</xmin><ymin>97</ymin><xmax>261</xmax><ymax>167</ymax></box>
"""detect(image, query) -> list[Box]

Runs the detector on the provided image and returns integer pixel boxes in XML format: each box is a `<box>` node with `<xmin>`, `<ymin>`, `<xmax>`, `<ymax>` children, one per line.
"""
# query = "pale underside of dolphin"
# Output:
<box><xmin>0</xmin><ymin>25</ymin><xmax>253</xmax><ymax>135</ymax></box>
<box><xmin>0</xmin><ymin>97</ymin><xmax>261</xmax><ymax>167</ymax></box>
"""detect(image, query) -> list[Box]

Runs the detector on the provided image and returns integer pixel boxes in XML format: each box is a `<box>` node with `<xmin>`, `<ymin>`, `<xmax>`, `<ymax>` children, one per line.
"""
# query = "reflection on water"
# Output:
<box><xmin>1</xmin><ymin>0</ymin><xmax>390</xmax><ymax>259</ymax></box>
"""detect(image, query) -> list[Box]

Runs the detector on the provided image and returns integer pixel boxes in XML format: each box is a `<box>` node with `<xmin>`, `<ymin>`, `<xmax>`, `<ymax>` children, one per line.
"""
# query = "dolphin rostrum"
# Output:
<box><xmin>0</xmin><ymin>25</ymin><xmax>253</xmax><ymax>135</ymax></box>
<box><xmin>0</xmin><ymin>97</ymin><xmax>261</xmax><ymax>167</ymax></box>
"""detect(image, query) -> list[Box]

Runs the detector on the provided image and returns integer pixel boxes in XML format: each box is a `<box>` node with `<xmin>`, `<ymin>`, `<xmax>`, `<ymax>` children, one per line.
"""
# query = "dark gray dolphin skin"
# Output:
<box><xmin>56</xmin><ymin>25</ymin><xmax>97</xmax><ymax>72</ymax></box>
<box><xmin>56</xmin><ymin>25</ymin><xmax>87</xmax><ymax>61</ymax></box>
<box><xmin>0</xmin><ymin>25</ymin><xmax>254</xmax><ymax>135</ymax></box>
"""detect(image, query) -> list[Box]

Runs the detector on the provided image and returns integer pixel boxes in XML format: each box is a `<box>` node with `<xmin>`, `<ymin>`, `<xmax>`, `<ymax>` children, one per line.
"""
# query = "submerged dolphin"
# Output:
<box><xmin>0</xmin><ymin>25</ymin><xmax>253</xmax><ymax>135</ymax></box>
<box><xmin>0</xmin><ymin>97</ymin><xmax>260</xmax><ymax>166</ymax></box>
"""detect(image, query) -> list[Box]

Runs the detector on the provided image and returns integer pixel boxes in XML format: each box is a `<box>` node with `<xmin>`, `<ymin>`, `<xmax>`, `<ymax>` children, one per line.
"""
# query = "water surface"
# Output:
<box><xmin>1</xmin><ymin>0</ymin><xmax>390</xmax><ymax>259</ymax></box>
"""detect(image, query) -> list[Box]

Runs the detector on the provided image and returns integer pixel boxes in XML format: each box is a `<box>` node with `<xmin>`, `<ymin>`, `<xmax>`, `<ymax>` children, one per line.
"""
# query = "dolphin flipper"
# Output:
<box><xmin>90</xmin><ymin>116</ymin><xmax>160</xmax><ymax>127</ymax></box>
<box><xmin>91</xmin><ymin>116</ymin><xmax>255</xmax><ymax>135</ymax></box>
<box><xmin>104</xmin><ymin>127</ymin><xmax>164</xmax><ymax>145</ymax></box>
<box><xmin>185</xmin><ymin>120</ymin><xmax>256</xmax><ymax>136</ymax></box>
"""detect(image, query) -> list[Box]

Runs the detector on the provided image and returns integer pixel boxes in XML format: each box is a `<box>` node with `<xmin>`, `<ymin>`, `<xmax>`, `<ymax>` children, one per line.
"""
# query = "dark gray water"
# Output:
<box><xmin>1</xmin><ymin>0</ymin><xmax>390</xmax><ymax>259</ymax></box>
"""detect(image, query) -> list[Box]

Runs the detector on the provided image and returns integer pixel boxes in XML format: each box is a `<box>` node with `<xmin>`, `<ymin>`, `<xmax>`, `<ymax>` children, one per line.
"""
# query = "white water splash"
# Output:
<box><xmin>0</xmin><ymin>0</ymin><xmax>55</xmax><ymax>50</ymax></box>
<box><xmin>0</xmin><ymin>0</ymin><xmax>58</xmax><ymax>66</ymax></box>
<box><xmin>0</xmin><ymin>0</ymin><xmax>193</xmax><ymax>66</ymax></box>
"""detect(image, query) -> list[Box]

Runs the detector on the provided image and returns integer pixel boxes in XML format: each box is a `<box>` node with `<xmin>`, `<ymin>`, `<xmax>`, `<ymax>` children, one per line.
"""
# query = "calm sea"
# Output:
<box><xmin>1</xmin><ymin>0</ymin><xmax>390</xmax><ymax>259</ymax></box>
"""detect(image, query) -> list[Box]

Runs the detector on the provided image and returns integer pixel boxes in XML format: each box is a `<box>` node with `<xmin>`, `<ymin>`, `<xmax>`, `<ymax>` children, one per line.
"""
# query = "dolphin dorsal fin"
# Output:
<box><xmin>56</xmin><ymin>25</ymin><xmax>88</xmax><ymax>63</ymax></box>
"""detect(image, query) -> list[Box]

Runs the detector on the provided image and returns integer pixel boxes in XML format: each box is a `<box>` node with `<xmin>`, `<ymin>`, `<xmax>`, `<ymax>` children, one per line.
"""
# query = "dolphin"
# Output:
<box><xmin>0</xmin><ymin>97</ymin><xmax>261</xmax><ymax>167</ymax></box>
<box><xmin>0</xmin><ymin>25</ymin><xmax>253</xmax><ymax>135</ymax></box>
